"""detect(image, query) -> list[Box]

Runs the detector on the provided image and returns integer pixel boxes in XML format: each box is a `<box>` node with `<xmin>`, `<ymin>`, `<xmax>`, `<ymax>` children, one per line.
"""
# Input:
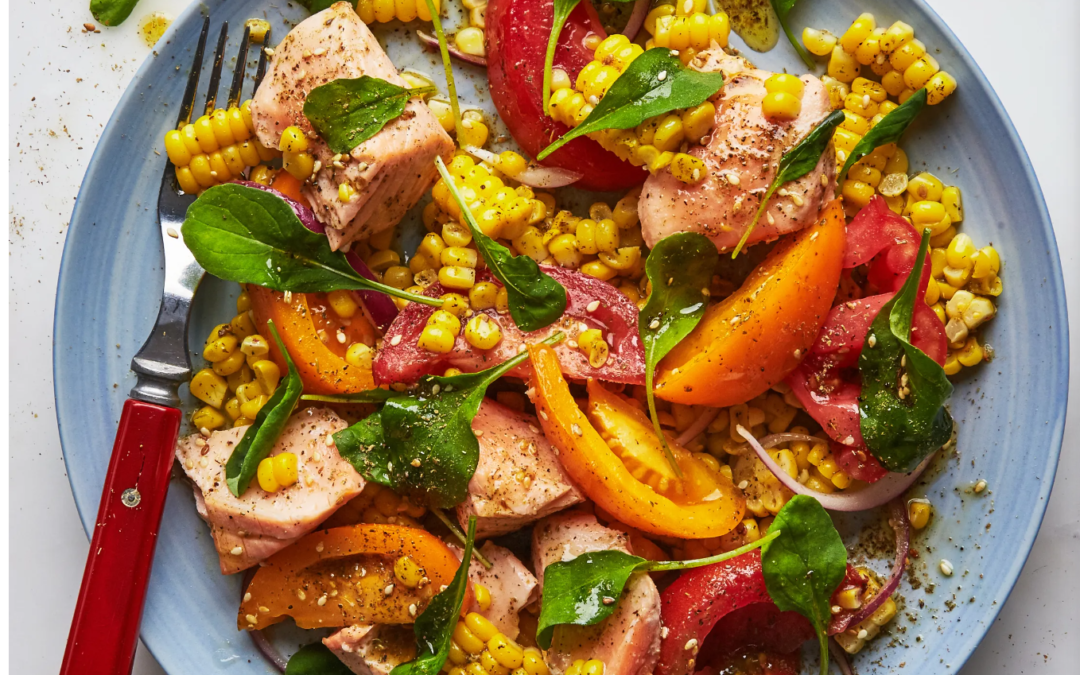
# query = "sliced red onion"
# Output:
<box><xmin>736</xmin><ymin>425</ymin><xmax>934</xmax><ymax>512</ymax></box>
<box><xmin>622</xmin><ymin>0</ymin><xmax>649</xmax><ymax>39</ymax></box>
<box><xmin>241</xmin><ymin>569</ymin><xmax>287</xmax><ymax>672</ymax></box>
<box><xmin>234</xmin><ymin>180</ymin><xmax>324</xmax><ymax>234</ymax></box>
<box><xmin>830</xmin><ymin>499</ymin><xmax>911</xmax><ymax>635</ymax></box>
<box><xmin>675</xmin><ymin>407</ymin><xmax>720</xmax><ymax>447</ymax></box>
<box><xmin>463</xmin><ymin>146</ymin><xmax>582</xmax><ymax>188</ymax></box>
<box><xmin>345</xmin><ymin>251</ymin><xmax>399</xmax><ymax>330</ymax></box>
<box><xmin>828</xmin><ymin>638</ymin><xmax>856</xmax><ymax>675</ymax></box>
<box><xmin>759</xmin><ymin>432</ymin><xmax>830</xmax><ymax>448</ymax></box>
<box><xmin>417</xmin><ymin>30</ymin><xmax>488</xmax><ymax>67</ymax></box>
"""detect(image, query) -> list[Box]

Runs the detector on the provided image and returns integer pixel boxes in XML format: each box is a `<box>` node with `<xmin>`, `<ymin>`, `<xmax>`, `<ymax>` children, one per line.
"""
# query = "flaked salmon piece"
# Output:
<box><xmin>250</xmin><ymin>2</ymin><xmax>454</xmax><ymax>250</ymax></box>
<box><xmin>457</xmin><ymin>399</ymin><xmax>585</xmax><ymax>540</ymax></box>
<box><xmin>324</xmin><ymin>624</ymin><xmax>415</xmax><ymax>675</ymax></box>
<box><xmin>452</xmin><ymin>541</ymin><xmax>539</xmax><ymax>639</ymax></box>
<box><xmin>532</xmin><ymin>512</ymin><xmax>661</xmax><ymax>675</ymax></box>
<box><xmin>639</xmin><ymin>47</ymin><xmax>835</xmax><ymax>253</ymax></box>
<box><xmin>176</xmin><ymin>407</ymin><xmax>364</xmax><ymax>574</ymax></box>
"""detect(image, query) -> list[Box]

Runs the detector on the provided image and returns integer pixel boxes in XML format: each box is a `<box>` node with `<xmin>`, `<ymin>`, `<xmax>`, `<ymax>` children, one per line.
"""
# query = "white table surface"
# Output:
<box><xmin>9</xmin><ymin>0</ymin><xmax>1078</xmax><ymax>673</ymax></box>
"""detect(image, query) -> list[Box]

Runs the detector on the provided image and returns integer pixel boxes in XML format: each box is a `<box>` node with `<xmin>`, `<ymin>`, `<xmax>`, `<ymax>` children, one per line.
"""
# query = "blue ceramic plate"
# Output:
<box><xmin>55</xmin><ymin>0</ymin><xmax>1069</xmax><ymax>673</ymax></box>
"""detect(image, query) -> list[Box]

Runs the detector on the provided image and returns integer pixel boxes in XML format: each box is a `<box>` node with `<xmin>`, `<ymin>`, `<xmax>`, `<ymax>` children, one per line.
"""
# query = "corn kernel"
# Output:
<box><xmin>283</xmin><ymin>151</ymin><xmax>315</xmax><ymax>181</ymax></box>
<box><xmin>191</xmin><ymin>369</ymin><xmax>228</xmax><ymax>408</ymax></box>
<box><xmin>273</xmin><ymin>451</ymin><xmax>299</xmax><ymax>488</ymax></box>
<box><xmin>957</xmin><ymin>337</ymin><xmax>984</xmax><ymax>367</ymax></box>
<box><xmin>880</xmin><ymin>20</ymin><xmax>914</xmax><ymax>52</ymax></box>
<box><xmin>802</xmin><ymin>27</ymin><xmax>837</xmax><ymax>56</ymax></box>
<box><xmin>473</xmin><ymin>582</ymin><xmax>492</xmax><ymax>611</ymax></box>
<box><xmin>469</xmin><ymin>282</ymin><xmax>499</xmax><ymax>310</ymax></box>
<box><xmin>345</xmin><ymin>342</ymin><xmax>373</xmax><ymax>369</ymax></box>
<box><xmin>465</xmin><ymin>613</ymin><xmax>499</xmax><ymax>642</ymax></box>
<box><xmin>927</xmin><ymin>71</ymin><xmax>957</xmax><ymax>105</ymax></box>
<box><xmin>441</xmin><ymin>246</ymin><xmax>479</xmax><ymax>269</ymax></box>
<box><xmin>549</xmin><ymin>233</ymin><xmax>583</xmax><ymax>268</ymax></box>
<box><xmin>394</xmin><ymin>555</ymin><xmax>425</xmax><ymax>588</ymax></box>
<box><xmin>946</xmin><ymin>233</ymin><xmax>977</xmax><ymax>269</ymax></box>
<box><xmin>419</xmin><ymin>324</ymin><xmax>456</xmax><ymax>354</ymax></box>
<box><xmin>465</xmin><ymin>315</ymin><xmax>502</xmax><ymax>350</ymax></box>
<box><xmin>459</xmin><ymin>114</ymin><xmax>489</xmax><ymax>148</ymax></box>
<box><xmin>840</xmin><ymin>13</ymin><xmax>876</xmax><ymax>54</ymax></box>
<box><xmin>257</xmin><ymin>456</ymin><xmax>279</xmax><ymax>493</ymax></box>
<box><xmin>681</xmin><ymin>101</ymin><xmax>715</xmax><ymax>143</ymax></box>
<box><xmin>578</xmin><ymin>328</ymin><xmax>610</xmax><ymax>368</ymax></box>
<box><xmin>889</xmin><ymin>38</ymin><xmax>926</xmax><ymax>71</ymax></box>
<box><xmin>488</xmin><ymin>635</ymin><xmax>525</xmax><ymax>670</ymax></box>
<box><xmin>192</xmin><ymin>405</ymin><xmax>226</xmax><ymax>432</ymax></box>
<box><xmin>904</xmin><ymin>54</ymin><xmax>940</xmax><ymax>90</ymax></box>
<box><xmin>454</xmin><ymin>622</ymin><xmax>486</xmax><ymax>655</ymax></box>
<box><xmin>842</xmin><ymin>180</ymin><xmax>875</xmax><ymax>209</ymax></box>
<box><xmin>240</xmin><ymin>394</ymin><xmax>269</xmax><ymax>419</ymax></box>
<box><xmin>278</xmin><ymin>125</ymin><xmax>308</xmax><ymax>154</ymax></box>
<box><xmin>522</xmin><ymin>649</ymin><xmax>548</xmax><ymax>675</ymax></box>
<box><xmin>495</xmin><ymin>287</ymin><xmax>509</xmax><ymax>313</ymax></box>
<box><xmin>907</xmin><ymin>172</ymin><xmax>945</xmax><ymax>202</ymax></box>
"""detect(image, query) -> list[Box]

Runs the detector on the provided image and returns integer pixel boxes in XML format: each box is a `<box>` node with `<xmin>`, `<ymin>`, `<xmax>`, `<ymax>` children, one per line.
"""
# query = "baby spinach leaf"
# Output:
<box><xmin>770</xmin><ymin>0</ymin><xmax>815</xmax><ymax>69</ymax></box>
<box><xmin>536</xmin><ymin>531</ymin><xmax>780</xmax><ymax>649</ymax></box>
<box><xmin>181</xmin><ymin>184</ymin><xmax>441</xmax><ymax>306</ymax></box>
<box><xmin>731</xmin><ymin>108</ymin><xmax>844</xmax><ymax>258</ymax></box>
<box><xmin>285</xmin><ymin>643</ymin><xmax>353</xmax><ymax>675</ymax></box>
<box><xmin>90</xmin><ymin>0</ymin><xmax>141</xmax><ymax>26</ymax></box>
<box><xmin>537</xmin><ymin>48</ymin><xmax>726</xmax><ymax>160</ymax></box>
<box><xmin>639</xmin><ymin>233</ymin><xmax>718</xmax><ymax>475</ymax></box>
<box><xmin>304</xmin><ymin>76</ymin><xmax>437</xmax><ymax>154</ymax></box>
<box><xmin>225</xmin><ymin>321</ymin><xmax>303</xmax><ymax>496</ymax></box>
<box><xmin>423</xmin><ymin>0</ymin><xmax>463</xmax><ymax>139</ymax></box>
<box><xmin>327</xmin><ymin>333</ymin><xmax>565</xmax><ymax>508</ymax></box>
<box><xmin>392</xmin><ymin>517</ymin><xmax>478</xmax><ymax>675</ymax></box>
<box><xmin>761</xmin><ymin>495</ymin><xmax>847</xmax><ymax>675</ymax></box>
<box><xmin>543</xmin><ymin>0</ymin><xmax>583</xmax><ymax>114</ymax></box>
<box><xmin>434</xmin><ymin>157</ymin><xmax>567</xmax><ymax>332</ymax></box>
<box><xmin>838</xmin><ymin>88</ymin><xmax>927</xmax><ymax>186</ymax></box>
<box><xmin>858</xmin><ymin>229</ymin><xmax>954</xmax><ymax>472</ymax></box>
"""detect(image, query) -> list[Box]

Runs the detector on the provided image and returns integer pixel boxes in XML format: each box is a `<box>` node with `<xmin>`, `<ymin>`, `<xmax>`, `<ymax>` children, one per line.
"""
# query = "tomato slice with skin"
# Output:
<box><xmin>247</xmin><ymin>284</ymin><xmax>378</xmax><ymax>395</ymax></box>
<box><xmin>528</xmin><ymin>344</ymin><xmax>745</xmax><ymax>539</ymax></box>
<box><xmin>486</xmin><ymin>0</ymin><xmax>648</xmax><ymax>192</ymax></box>
<box><xmin>653</xmin><ymin>200</ymin><xmax>847</xmax><ymax>408</ymax></box>
<box><xmin>239</xmin><ymin>524</ymin><xmax>469</xmax><ymax>631</ymax></box>
<box><xmin>657</xmin><ymin>552</ymin><xmax>869</xmax><ymax>675</ymax></box>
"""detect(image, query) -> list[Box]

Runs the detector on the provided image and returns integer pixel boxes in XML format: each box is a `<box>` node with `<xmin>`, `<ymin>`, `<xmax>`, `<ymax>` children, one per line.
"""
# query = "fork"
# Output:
<box><xmin>60</xmin><ymin>18</ymin><xmax>269</xmax><ymax>675</ymax></box>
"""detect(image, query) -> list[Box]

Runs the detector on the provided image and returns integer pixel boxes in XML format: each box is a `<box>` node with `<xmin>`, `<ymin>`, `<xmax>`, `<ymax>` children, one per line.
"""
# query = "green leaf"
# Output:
<box><xmin>731</xmin><ymin>108</ymin><xmax>845</xmax><ymax>257</ymax></box>
<box><xmin>537</xmin><ymin>49</ymin><xmax>726</xmax><ymax>161</ymax></box>
<box><xmin>838</xmin><ymin>88</ymin><xmax>927</xmax><ymax>186</ymax></box>
<box><xmin>330</xmin><ymin>334</ymin><xmax>563</xmax><ymax>508</ymax></box>
<box><xmin>535</xmin><ymin>532</ymin><xmax>780</xmax><ymax>649</ymax></box>
<box><xmin>90</xmin><ymin>0</ymin><xmax>141</xmax><ymax>26</ymax></box>
<box><xmin>392</xmin><ymin>517</ymin><xmax>478</xmax><ymax>675</ymax></box>
<box><xmin>542</xmin><ymin>0</ymin><xmax>583</xmax><ymax>115</ymax></box>
<box><xmin>296</xmin><ymin>0</ymin><xmax>338</xmax><ymax>12</ymax></box>
<box><xmin>304</xmin><ymin>76</ymin><xmax>436</xmax><ymax>154</ymax></box>
<box><xmin>434</xmin><ymin>157</ymin><xmax>567</xmax><ymax>332</ymax></box>
<box><xmin>181</xmin><ymin>184</ymin><xmax>441</xmax><ymax>306</ymax></box>
<box><xmin>639</xmin><ymin>233</ymin><xmax>718</xmax><ymax>475</ymax></box>
<box><xmin>761</xmin><ymin>495</ymin><xmax>847</xmax><ymax>675</ymax></box>
<box><xmin>285</xmin><ymin>643</ymin><xmax>354</xmax><ymax>675</ymax></box>
<box><xmin>225</xmin><ymin>321</ymin><xmax>304</xmax><ymax>496</ymax></box>
<box><xmin>770</xmin><ymin>0</ymin><xmax>816</xmax><ymax>69</ymax></box>
<box><xmin>423</xmin><ymin>0</ymin><xmax>463</xmax><ymax>139</ymax></box>
<box><xmin>858</xmin><ymin>229</ymin><xmax>954</xmax><ymax>472</ymax></box>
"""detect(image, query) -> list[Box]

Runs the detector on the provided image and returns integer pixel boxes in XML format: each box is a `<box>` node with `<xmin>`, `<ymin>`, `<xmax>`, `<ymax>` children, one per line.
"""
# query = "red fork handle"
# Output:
<box><xmin>61</xmin><ymin>399</ymin><xmax>182</xmax><ymax>675</ymax></box>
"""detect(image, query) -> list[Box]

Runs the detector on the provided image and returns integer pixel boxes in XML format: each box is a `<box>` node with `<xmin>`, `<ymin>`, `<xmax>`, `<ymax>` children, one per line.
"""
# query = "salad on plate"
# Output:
<box><xmin>165</xmin><ymin>1</ymin><xmax>1003</xmax><ymax>673</ymax></box>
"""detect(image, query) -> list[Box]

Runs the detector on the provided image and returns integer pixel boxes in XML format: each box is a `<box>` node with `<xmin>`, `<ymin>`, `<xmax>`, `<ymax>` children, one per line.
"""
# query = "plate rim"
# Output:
<box><xmin>53</xmin><ymin>0</ymin><xmax>1071</xmax><ymax>673</ymax></box>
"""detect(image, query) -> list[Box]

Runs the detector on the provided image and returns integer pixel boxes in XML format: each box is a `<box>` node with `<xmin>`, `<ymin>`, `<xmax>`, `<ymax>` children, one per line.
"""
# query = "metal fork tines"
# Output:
<box><xmin>131</xmin><ymin>18</ymin><xmax>269</xmax><ymax>407</ymax></box>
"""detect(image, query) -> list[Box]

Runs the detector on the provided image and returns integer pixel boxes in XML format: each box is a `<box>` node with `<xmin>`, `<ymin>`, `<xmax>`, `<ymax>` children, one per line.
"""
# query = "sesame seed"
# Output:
<box><xmin>766</xmin><ymin>212</ymin><xmax>775</xmax><ymax>226</ymax></box>
<box><xmin>661</xmin><ymin>627</ymin><xmax>670</xmax><ymax>639</ymax></box>
<box><xmin>587</xmin><ymin>300</ymin><xmax>600</xmax><ymax>312</ymax></box>
<box><xmin>974</xmin><ymin>479</ymin><xmax>987</xmax><ymax>493</ymax></box>
<box><xmin>529</xmin><ymin>425</ymin><xmax>540</xmax><ymax>434</ymax></box>
<box><xmin>246</xmin><ymin>614</ymin><xmax>258</xmax><ymax>624</ymax></box>
<box><xmin>857</xmin><ymin>629</ymin><xmax>868</xmax><ymax>639</ymax></box>
<box><xmin>166</xmin><ymin>227</ymin><xmax>179</xmax><ymax>238</ymax></box>
<box><xmin>602</xmin><ymin>596</ymin><xmax>615</xmax><ymax>605</ymax></box>
<box><xmin>263</xmin><ymin>47</ymin><xmax>275</xmax><ymax>56</ymax></box>
<box><xmin>326</xmin><ymin>434</ymin><xmax>336</xmax><ymax>446</ymax></box>
<box><xmin>391</xmin><ymin>334</ymin><xmax>402</xmax><ymax>346</ymax></box>
<box><xmin>243</xmin><ymin>592</ymin><xmax>252</xmax><ymax>602</ymax></box>
<box><xmin>831</xmin><ymin>605</ymin><xmax>842</xmax><ymax>614</ymax></box>
<box><xmin>475</xmin><ymin>430</ymin><xmax>484</xmax><ymax>437</ymax></box>
<box><xmin>649</xmin><ymin>318</ymin><xmax>661</xmax><ymax>330</ymax></box>
<box><xmin>791</xmin><ymin>193</ymin><xmax>804</xmax><ymax>206</ymax></box>
<box><xmin>657</xmin><ymin>71</ymin><xmax>668</xmax><ymax>81</ymax></box>
<box><xmin>737</xmin><ymin>480</ymin><xmax>749</xmax><ymax>490</ymax></box>
<box><xmin>868</xmin><ymin>334</ymin><xmax>877</xmax><ymax>348</ymax></box>
<box><xmin>316</xmin><ymin>542</ymin><xmax>325</xmax><ymax>553</ymax></box>
<box><xmin>409</xmin><ymin>604</ymin><xmax>418</xmax><ymax>617</ymax></box>
<box><xmin>314</xmin><ymin>47</ymin><xmax>326</xmax><ymax>56</ymax></box>
<box><xmin>727</xmin><ymin>173</ymin><xmax>741</xmax><ymax>186</ymax></box>
<box><xmin>939</xmin><ymin>559</ymin><xmax>954</xmax><ymax>576</ymax></box>
<box><xmin>336</xmin><ymin>330</ymin><xmax>347</xmax><ymax>344</ymax></box>
<box><xmin>199</xmin><ymin>457</ymin><xmax>208</xmax><ymax>469</ymax></box>
<box><xmin>411</xmin><ymin>458</ymin><xmax>422</xmax><ymax>467</ymax></box>
<box><xmin>297</xmin><ymin>589</ymin><xmax>307</xmax><ymax>600</ymax></box>
<box><xmin>684</xmin><ymin>638</ymin><xmax>698</xmax><ymax>651</ymax></box>
<box><xmin>821</xmin><ymin>174</ymin><xmax>829</xmax><ymax>187</ymax></box>
<box><xmin>313</xmin><ymin>450</ymin><xmax>322</xmax><ymax>462</ymax></box>
<box><xmin>318</xmin><ymin>594</ymin><xmax>328</xmax><ymax>606</ymax></box>
<box><xmin>385</xmin><ymin>584</ymin><xmax>395</xmax><ymax>596</ymax></box>
<box><xmin>572</xmin><ymin>424</ymin><xmax>583</xmax><ymax>436</ymax></box>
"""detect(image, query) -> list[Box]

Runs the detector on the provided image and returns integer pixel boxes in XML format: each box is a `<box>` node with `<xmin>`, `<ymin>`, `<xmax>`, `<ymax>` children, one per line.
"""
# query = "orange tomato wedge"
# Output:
<box><xmin>529</xmin><ymin>344</ymin><xmax>745</xmax><ymax>539</ymax></box>
<box><xmin>654</xmin><ymin>199</ymin><xmax>846</xmax><ymax>407</ymax></box>
<box><xmin>247</xmin><ymin>284</ymin><xmax>378</xmax><ymax>395</ymax></box>
<box><xmin>238</xmin><ymin>524</ymin><xmax>467</xmax><ymax>631</ymax></box>
<box><xmin>269</xmin><ymin>170</ymin><xmax>305</xmax><ymax>203</ymax></box>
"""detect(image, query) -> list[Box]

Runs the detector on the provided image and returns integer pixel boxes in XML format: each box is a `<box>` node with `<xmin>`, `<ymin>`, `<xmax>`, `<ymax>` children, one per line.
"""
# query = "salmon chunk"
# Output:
<box><xmin>452</xmin><ymin>541</ymin><xmax>539</xmax><ymax>639</ymax></box>
<box><xmin>456</xmin><ymin>399</ymin><xmax>585</xmax><ymax>539</ymax></box>
<box><xmin>176</xmin><ymin>407</ymin><xmax>364</xmax><ymax>574</ymax></box>
<box><xmin>324</xmin><ymin>624</ymin><xmax>415</xmax><ymax>675</ymax></box>
<box><xmin>250</xmin><ymin>2</ymin><xmax>454</xmax><ymax>250</ymax></box>
<box><xmin>532</xmin><ymin>513</ymin><xmax>661</xmax><ymax>675</ymax></box>
<box><xmin>639</xmin><ymin>48</ymin><xmax>835</xmax><ymax>253</ymax></box>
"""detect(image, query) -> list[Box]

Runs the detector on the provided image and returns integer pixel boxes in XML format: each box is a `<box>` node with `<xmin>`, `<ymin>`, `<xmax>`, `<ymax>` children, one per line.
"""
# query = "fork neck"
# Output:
<box><xmin>130</xmin><ymin>291</ymin><xmax>195</xmax><ymax>409</ymax></box>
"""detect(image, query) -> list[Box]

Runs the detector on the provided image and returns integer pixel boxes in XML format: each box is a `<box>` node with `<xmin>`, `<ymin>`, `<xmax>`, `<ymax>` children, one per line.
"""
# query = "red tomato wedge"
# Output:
<box><xmin>373</xmin><ymin>266</ymin><xmax>645</xmax><ymax>385</ymax></box>
<box><xmin>657</xmin><ymin>553</ymin><xmax>868</xmax><ymax>675</ymax></box>
<box><xmin>784</xmin><ymin>196</ymin><xmax>948</xmax><ymax>483</ymax></box>
<box><xmin>486</xmin><ymin>0</ymin><xmax>648</xmax><ymax>192</ymax></box>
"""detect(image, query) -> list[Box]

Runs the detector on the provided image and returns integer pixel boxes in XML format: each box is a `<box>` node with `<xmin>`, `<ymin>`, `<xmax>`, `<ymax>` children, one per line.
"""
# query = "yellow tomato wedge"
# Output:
<box><xmin>529</xmin><ymin>344</ymin><xmax>745</xmax><ymax>539</ymax></box>
<box><xmin>654</xmin><ymin>199</ymin><xmax>846</xmax><ymax>407</ymax></box>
